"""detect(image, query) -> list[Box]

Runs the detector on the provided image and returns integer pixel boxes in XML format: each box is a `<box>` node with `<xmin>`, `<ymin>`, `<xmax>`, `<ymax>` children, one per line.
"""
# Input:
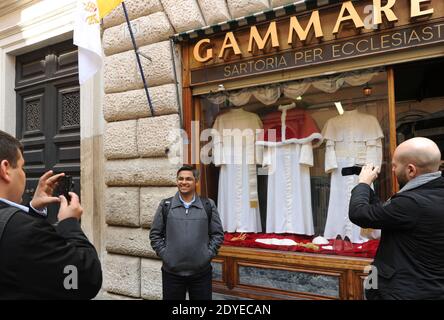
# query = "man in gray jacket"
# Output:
<box><xmin>150</xmin><ymin>165</ymin><xmax>224</xmax><ymax>300</ymax></box>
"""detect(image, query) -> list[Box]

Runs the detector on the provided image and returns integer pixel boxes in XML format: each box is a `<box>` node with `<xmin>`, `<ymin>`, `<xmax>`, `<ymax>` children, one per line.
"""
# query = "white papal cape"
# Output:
<box><xmin>257</xmin><ymin>106</ymin><xmax>322</xmax><ymax>235</ymax></box>
<box><xmin>322</xmin><ymin>109</ymin><xmax>383</xmax><ymax>243</ymax></box>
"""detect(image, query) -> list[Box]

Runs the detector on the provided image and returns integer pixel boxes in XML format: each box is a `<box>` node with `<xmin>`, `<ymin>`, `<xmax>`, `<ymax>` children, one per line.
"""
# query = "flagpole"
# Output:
<box><xmin>121</xmin><ymin>1</ymin><xmax>155</xmax><ymax>117</ymax></box>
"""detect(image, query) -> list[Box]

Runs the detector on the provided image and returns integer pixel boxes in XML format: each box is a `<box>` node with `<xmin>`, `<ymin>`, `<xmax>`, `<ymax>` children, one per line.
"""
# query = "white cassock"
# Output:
<box><xmin>212</xmin><ymin>108</ymin><xmax>263</xmax><ymax>233</ymax></box>
<box><xmin>257</xmin><ymin>106</ymin><xmax>322</xmax><ymax>235</ymax></box>
<box><xmin>322</xmin><ymin>109</ymin><xmax>384</xmax><ymax>243</ymax></box>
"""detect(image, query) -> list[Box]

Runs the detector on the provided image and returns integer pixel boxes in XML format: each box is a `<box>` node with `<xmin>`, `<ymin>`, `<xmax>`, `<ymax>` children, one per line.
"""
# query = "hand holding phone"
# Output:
<box><xmin>57</xmin><ymin>176</ymin><xmax>74</xmax><ymax>203</ymax></box>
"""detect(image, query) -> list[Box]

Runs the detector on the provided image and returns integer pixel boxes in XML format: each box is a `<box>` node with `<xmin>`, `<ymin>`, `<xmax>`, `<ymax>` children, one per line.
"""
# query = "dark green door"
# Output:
<box><xmin>15</xmin><ymin>40</ymin><xmax>80</xmax><ymax>223</ymax></box>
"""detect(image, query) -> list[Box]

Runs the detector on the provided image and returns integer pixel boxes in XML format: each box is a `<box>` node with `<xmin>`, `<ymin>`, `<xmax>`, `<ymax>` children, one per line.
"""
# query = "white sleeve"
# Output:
<box><xmin>299</xmin><ymin>142</ymin><xmax>314</xmax><ymax>167</ymax></box>
<box><xmin>365</xmin><ymin>138</ymin><xmax>383</xmax><ymax>167</ymax></box>
<box><xmin>325</xmin><ymin>139</ymin><xmax>338</xmax><ymax>173</ymax></box>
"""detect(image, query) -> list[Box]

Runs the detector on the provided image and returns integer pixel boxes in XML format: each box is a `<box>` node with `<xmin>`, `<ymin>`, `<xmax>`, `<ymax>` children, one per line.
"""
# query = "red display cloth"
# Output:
<box><xmin>260</xmin><ymin>108</ymin><xmax>321</xmax><ymax>143</ymax></box>
<box><xmin>223</xmin><ymin>233</ymin><xmax>379</xmax><ymax>258</ymax></box>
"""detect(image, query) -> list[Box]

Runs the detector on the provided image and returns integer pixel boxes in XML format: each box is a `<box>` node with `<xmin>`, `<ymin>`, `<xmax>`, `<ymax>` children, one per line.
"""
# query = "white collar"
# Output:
<box><xmin>0</xmin><ymin>198</ymin><xmax>29</xmax><ymax>213</ymax></box>
<box><xmin>179</xmin><ymin>193</ymin><xmax>196</xmax><ymax>206</ymax></box>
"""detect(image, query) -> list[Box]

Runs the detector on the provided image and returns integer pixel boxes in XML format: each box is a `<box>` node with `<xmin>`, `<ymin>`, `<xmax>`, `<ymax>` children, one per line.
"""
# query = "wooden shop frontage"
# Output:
<box><xmin>173</xmin><ymin>0</ymin><xmax>444</xmax><ymax>300</ymax></box>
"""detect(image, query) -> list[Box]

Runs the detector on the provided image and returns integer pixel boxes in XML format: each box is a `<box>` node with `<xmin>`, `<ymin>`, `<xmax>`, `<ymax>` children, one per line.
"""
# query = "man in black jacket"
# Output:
<box><xmin>349</xmin><ymin>137</ymin><xmax>444</xmax><ymax>300</ymax></box>
<box><xmin>150</xmin><ymin>165</ymin><xmax>224</xmax><ymax>300</ymax></box>
<box><xmin>0</xmin><ymin>130</ymin><xmax>102</xmax><ymax>299</ymax></box>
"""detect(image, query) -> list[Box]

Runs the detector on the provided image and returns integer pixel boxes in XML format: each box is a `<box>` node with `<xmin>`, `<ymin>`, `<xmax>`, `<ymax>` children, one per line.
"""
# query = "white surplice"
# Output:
<box><xmin>260</xmin><ymin>139</ymin><xmax>321</xmax><ymax>235</ymax></box>
<box><xmin>212</xmin><ymin>108</ymin><xmax>263</xmax><ymax>233</ymax></box>
<box><xmin>322</xmin><ymin>109</ymin><xmax>384</xmax><ymax>243</ymax></box>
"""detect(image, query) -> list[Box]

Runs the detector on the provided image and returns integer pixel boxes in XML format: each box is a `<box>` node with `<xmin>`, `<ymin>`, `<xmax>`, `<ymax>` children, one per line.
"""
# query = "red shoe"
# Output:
<box><xmin>343</xmin><ymin>236</ymin><xmax>354</xmax><ymax>252</ymax></box>
<box><xmin>333</xmin><ymin>235</ymin><xmax>344</xmax><ymax>252</ymax></box>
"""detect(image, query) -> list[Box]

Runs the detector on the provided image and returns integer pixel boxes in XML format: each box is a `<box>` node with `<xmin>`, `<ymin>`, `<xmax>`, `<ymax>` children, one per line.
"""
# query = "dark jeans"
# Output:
<box><xmin>162</xmin><ymin>266</ymin><xmax>213</xmax><ymax>300</ymax></box>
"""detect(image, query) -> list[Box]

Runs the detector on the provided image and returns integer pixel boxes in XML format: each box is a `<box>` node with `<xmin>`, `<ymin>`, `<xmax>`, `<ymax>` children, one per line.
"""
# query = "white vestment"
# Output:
<box><xmin>257</xmin><ymin>106</ymin><xmax>322</xmax><ymax>235</ymax></box>
<box><xmin>322</xmin><ymin>109</ymin><xmax>384</xmax><ymax>243</ymax></box>
<box><xmin>212</xmin><ymin>108</ymin><xmax>263</xmax><ymax>233</ymax></box>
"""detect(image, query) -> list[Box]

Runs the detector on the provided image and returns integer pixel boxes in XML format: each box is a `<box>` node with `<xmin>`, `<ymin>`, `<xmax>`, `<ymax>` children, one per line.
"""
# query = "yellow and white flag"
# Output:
<box><xmin>97</xmin><ymin>0</ymin><xmax>124</xmax><ymax>19</ymax></box>
<box><xmin>74</xmin><ymin>0</ymin><xmax>123</xmax><ymax>84</ymax></box>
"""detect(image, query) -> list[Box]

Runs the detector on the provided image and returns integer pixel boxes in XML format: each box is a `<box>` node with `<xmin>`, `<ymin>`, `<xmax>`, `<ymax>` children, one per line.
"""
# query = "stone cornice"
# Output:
<box><xmin>0</xmin><ymin>1</ymin><xmax>76</xmax><ymax>42</ymax></box>
<box><xmin>0</xmin><ymin>0</ymin><xmax>36</xmax><ymax>18</ymax></box>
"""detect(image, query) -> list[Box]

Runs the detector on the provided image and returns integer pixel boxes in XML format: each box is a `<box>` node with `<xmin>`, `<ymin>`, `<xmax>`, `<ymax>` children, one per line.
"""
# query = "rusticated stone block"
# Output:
<box><xmin>197</xmin><ymin>0</ymin><xmax>231</xmax><ymax>25</ymax></box>
<box><xmin>137</xmin><ymin>114</ymin><xmax>181</xmax><ymax>157</ymax></box>
<box><xmin>103</xmin><ymin>253</ymin><xmax>141</xmax><ymax>297</ymax></box>
<box><xmin>140</xmin><ymin>187</ymin><xmax>177</xmax><ymax>228</ymax></box>
<box><xmin>227</xmin><ymin>0</ymin><xmax>270</xmax><ymax>18</ymax></box>
<box><xmin>103</xmin><ymin>12</ymin><xmax>174</xmax><ymax>56</ymax></box>
<box><xmin>104</xmin><ymin>41</ymin><xmax>174</xmax><ymax>94</ymax></box>
<box><xmin>141</xmin><ymin>259</ymin><xmax>163</xmax><ymax>300</ymax></box>
<box><xmin>103</xmin><ymin>0</ymin><xmax>163</xmax><ymax>29</ymax></box>
<box><xmin>105</xmin><ymin>187</ymin><xmax>140</xmax><ymax>227</ymax></box>
<box><xmin>104</xmin><ymin>120</ymin><xmax>138</xmax><ymax>159</ymax></box>
<box><xmin>103</xmin><ymin>84</ymin><xmax>179</xmax><ymax>122</ymax></box>
<box><xmin>160</xmin><ymin>0</ymin><xmax>206</xmax><ymax>32</ymax></box>
<box><xmin>105</xmin><ymin>158</ymin><xmax>178</xmax><ymax>186</ymax></box>
<box><xmin>106</xmin><ymin>226</ymin><xmax>157</xmax><ymax>258</ymax></box>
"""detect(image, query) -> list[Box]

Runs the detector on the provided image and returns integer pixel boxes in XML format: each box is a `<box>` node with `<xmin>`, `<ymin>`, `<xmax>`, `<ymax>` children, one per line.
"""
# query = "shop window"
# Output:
<box><xmin>395</xmin><ymin>57</ymin><xmax>444</xmax><ymax>172</ymax></box>
<box><xmin>197</xmin><ymin>68</ymin><xmax>392</xmax><ymax>258</ymax></box>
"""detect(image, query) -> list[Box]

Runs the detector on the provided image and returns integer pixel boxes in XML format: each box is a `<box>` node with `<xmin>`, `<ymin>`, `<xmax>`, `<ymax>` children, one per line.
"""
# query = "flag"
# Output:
<box><xmin>73</xmin><ymin>0</ymin><xmax>123</xmax><ymax>84</ymax></box>
<box><xmin>97</xmin><ymin>0</ymin><xmax>124</xmax><ymax>19</ymax></box>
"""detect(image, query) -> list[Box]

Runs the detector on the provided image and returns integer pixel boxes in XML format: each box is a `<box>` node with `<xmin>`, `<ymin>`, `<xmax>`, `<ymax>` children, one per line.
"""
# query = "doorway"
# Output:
<box><xmin>15</xmin><ymin>40</ymin><xmax>80</xmax><ymax>223</ymax></box>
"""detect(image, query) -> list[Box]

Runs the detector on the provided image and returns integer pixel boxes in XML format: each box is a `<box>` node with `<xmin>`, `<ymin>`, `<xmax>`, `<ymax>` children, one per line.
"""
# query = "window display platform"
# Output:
<box><xmin>223</xmin><ymin>233</ymin><xmax>379</xmax><ymax>258</ymax></box>
<box><xmin>212</xmin><ymin>245</ymin><xmax>373</xmax><ymax>300</ymax></box>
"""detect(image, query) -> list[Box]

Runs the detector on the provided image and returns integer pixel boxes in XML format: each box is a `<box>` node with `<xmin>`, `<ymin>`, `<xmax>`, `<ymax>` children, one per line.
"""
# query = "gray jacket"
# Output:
<box><xmin>149</xmin><ymin>192</ymin><xmax>224</xmax><ymax>276</ymax></box>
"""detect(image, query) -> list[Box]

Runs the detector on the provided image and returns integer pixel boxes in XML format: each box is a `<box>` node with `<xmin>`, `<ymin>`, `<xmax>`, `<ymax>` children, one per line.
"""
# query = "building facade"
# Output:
<box><xmin>1</xmin><ymin>0</ymin><xmax>444</xmax><ymax>300</ymax></box>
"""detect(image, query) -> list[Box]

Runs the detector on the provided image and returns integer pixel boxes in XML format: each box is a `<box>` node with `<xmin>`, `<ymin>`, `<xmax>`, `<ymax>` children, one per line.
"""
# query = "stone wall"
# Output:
<box><xmin>102</xmin><ymin>0</ymin><xmax>283</xmax><ymax>300</ymax></box>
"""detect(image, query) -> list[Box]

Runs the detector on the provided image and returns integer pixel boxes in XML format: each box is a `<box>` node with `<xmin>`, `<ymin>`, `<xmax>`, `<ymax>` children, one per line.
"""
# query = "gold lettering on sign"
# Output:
<box><xmin>333</xmin><ymin>1</ymin><xmax>365</xmax><ymax>34</ymax></box>
<box><xmin>222</xmin><ymin>55</ymin><xmax>289</xmax><ymax>78</ymax></box>
<box><xmin>408</xmin><ymin>29</ymin><xmax>421</xmax><ymax>43</ymax></box>
<box><xmin>219</xmin><ymin>32</ymin><xmax>242</xmax><ymax>59</ymax></box>
<box><xmin>411</xmin><ymin>0</ymin><xmax>434</xmax><ymax>18</ymax></box>
<box><xmin>356</xmin><ymin>39</ymin><xmax>369</xmax><ymax>52</ymax></box>
<box><xmin>422</xmin><ymin>26</ymin><xmax>434</xmax><ymax>40</ymax></box>
<box><xmin>373</xmin><ymin>0</ymin><xmax>398</xmax><ymax>25</ymax></box>
<box><xmin>435</xmin><ymin>24</ymin><xmax>444</xmax><ymax>38</ymax></box>
<box><xmin>391</xmin><ymin>32</ymin><xmax>403</xmax><ymax>46</ymax></box>
<box><xmin>287</xmin><ymin>10</ymin><xmax>324</xmax><ymax>45</ymax></box>
<box><xmin>191</xmin><ymin>0</ymin><xmax>439</xmax><ymax>65</ymax></box>
<box><xmin>193</xmin><ymin>39</ymin><xmax>213</xmax><ymax>63</ymax></box>
<box><xmin>248</xmin><ymin>21</ymin><xmax>280</xmax><ymax>53</ymax></box>
<box><xmin>224</xmin><ymin>65</ymin><xmax>231</xmax><ymax>77</ymax></box>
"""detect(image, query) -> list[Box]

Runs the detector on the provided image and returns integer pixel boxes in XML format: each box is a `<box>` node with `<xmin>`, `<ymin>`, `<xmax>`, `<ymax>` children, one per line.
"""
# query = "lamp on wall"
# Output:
<box><xmin>363</xmin><ymin>83</ymin><xmax>372</xmax><ymax>96</ymax></box>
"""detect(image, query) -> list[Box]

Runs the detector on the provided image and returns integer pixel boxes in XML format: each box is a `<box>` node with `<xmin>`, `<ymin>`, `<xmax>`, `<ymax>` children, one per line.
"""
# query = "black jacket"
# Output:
<box><xmin>150</xmin><ymin>193</ymin><xmax>224</xmax><ymax>276</ymax></box>
<box><xmin>0</xmin><ymin>202</ymin><xmax>102</xmax><ymax>299</ymax></box>
<box><xmin>349</xmin><ymin>177</ymin><xmax>444</xmax><ymax>299</ymax></box>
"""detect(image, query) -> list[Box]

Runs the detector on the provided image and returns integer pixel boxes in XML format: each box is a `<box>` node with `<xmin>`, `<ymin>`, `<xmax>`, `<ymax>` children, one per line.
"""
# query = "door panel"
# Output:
<box><xmin>16</xmin><ymin>40</ymin><xmax>80</xmax><ymax>223</ymax></box>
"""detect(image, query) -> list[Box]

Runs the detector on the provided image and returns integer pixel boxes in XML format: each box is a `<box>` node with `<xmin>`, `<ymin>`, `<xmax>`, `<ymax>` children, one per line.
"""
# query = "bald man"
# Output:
<box><xmin>349</xmin><ymin>137</ymin><xmax>444</xmax><ymax>300</ymax></box>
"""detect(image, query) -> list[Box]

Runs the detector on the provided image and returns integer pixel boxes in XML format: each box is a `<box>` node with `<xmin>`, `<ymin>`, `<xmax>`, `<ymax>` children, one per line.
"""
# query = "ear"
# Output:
<box><xmin>407</xmin><ymin>164</ymin><xmax>417</xmax><ymax>178</ymax></box>
<box><xmin>0</xmin><ymin>160</ymin><xmax>12</xmax><ymax>183</ymax></box>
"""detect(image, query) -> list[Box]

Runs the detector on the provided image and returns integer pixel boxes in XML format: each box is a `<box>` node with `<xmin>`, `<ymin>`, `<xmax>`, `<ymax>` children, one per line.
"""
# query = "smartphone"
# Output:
<box><xmin>58</xmin><ymin>175</ymin><xmax>74</xmax><ymax>203</ymax></box>
<box><xmin>341</xmin><ymin>165</ymin><xmax>363</xmax><ymax>176</ymax></box>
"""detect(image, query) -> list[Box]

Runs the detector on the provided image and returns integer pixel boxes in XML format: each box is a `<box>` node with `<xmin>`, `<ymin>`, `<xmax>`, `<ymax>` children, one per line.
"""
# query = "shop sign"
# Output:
<box><xmin>190</xmin><ymin>0</ymin><xmax>442</xmax><ymax>85</ymax></box>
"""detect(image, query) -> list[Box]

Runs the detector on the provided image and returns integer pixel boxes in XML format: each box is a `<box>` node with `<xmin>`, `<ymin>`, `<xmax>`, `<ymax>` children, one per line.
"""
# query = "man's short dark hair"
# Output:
<box><xmin>0</xmin><ymin>130</ymin><xmax>24</xmax><ymax>168</ymax></box>
<box><xmin>177</xmin><ymin>165</ymin><xmax>200</xmax><ymax>180</ymax></box>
